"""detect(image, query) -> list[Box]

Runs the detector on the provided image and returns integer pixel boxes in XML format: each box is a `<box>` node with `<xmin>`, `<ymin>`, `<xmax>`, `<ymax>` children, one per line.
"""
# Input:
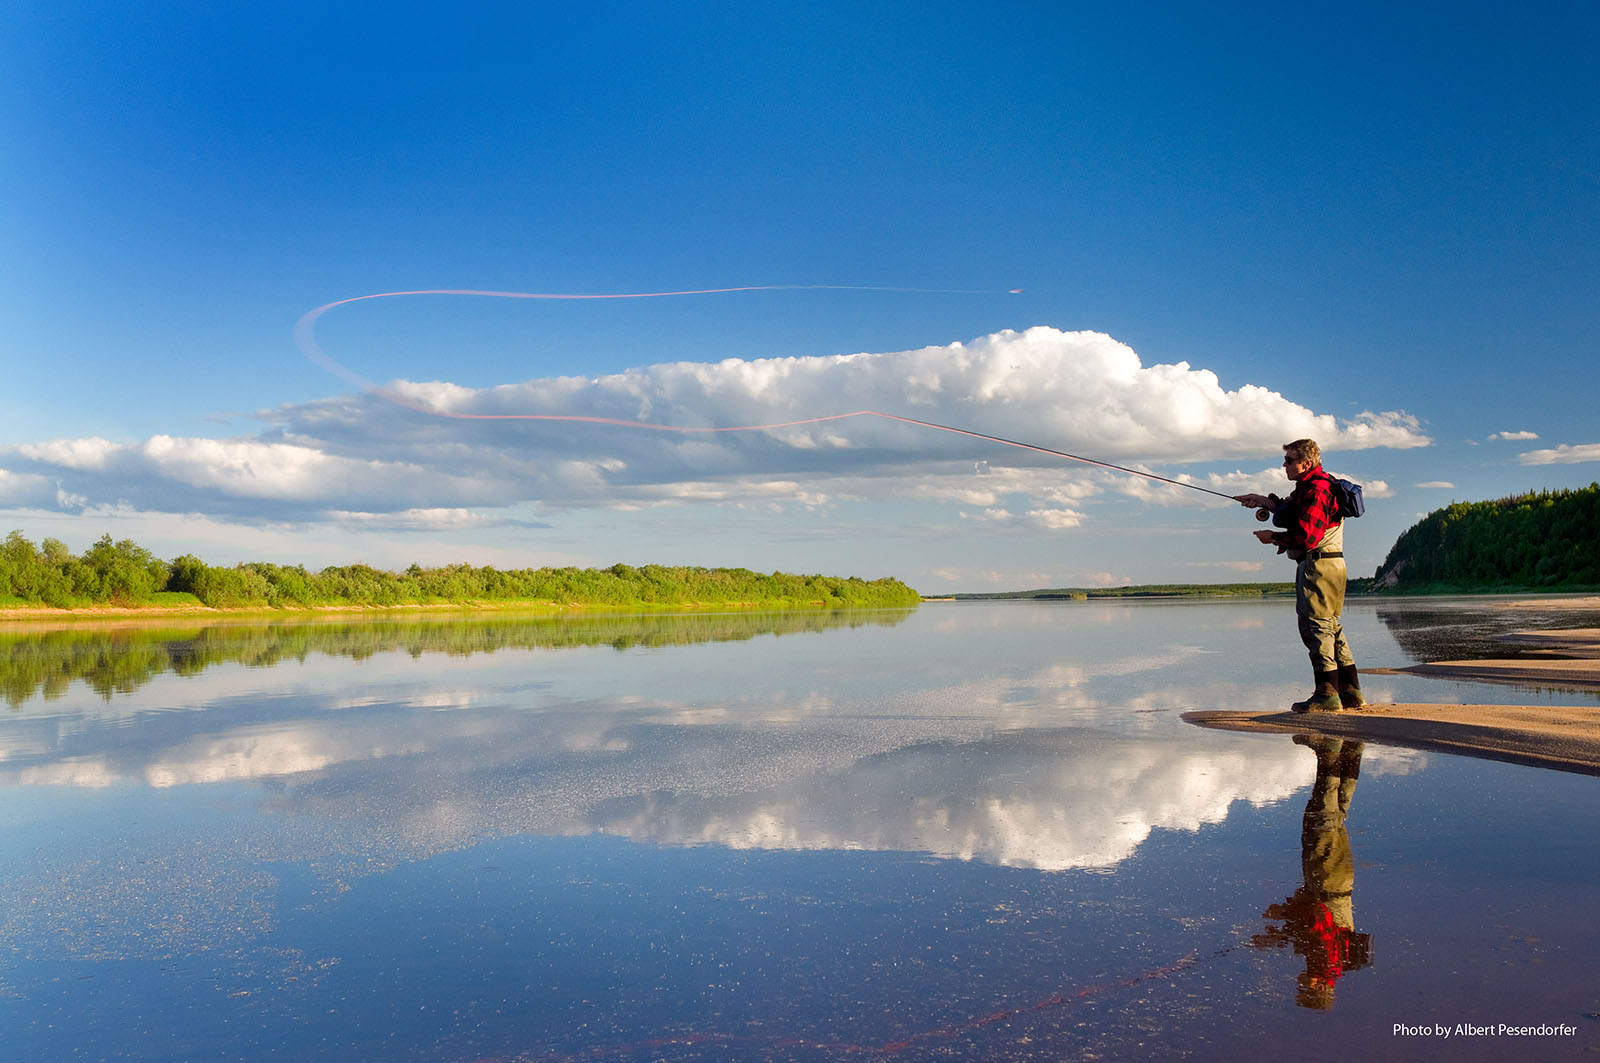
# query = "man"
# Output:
<box><xmin>1235</xmin><ymin>439</ymin><xmax>1364</xmax><ymax>713</ymax></box>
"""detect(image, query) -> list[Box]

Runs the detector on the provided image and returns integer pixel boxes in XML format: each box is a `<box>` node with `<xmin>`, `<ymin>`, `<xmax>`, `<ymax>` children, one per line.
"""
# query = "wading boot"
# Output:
<box><xmin>1291</xmin><ymin>670</ymin><xmax>1343</xmax><ymax>714</ymax></box>
<box><xmin>1336</xmin><ymin>663</ymin><xmax>1367</xmax><ymax>709</ymax></box>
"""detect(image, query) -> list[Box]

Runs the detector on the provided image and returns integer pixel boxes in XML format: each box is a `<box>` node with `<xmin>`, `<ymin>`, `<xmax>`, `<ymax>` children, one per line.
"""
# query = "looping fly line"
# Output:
<box><xmin>294</xmin><ymin>286</ymin><xmax>1236</xmax><ymax>502</ymax></box>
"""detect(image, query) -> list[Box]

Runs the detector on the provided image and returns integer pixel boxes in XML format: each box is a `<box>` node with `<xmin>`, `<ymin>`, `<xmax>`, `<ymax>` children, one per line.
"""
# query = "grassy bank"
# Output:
<box><xmin>0</xmin><ymin>595</ymin><xmax>918</xmax><ymax>623</ymax></box>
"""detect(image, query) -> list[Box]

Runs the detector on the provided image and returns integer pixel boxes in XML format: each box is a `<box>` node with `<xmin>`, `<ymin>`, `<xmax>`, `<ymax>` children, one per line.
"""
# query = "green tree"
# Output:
<box><xmin>1375</xmin><ymin>483</ymin><xmax>1600</xmax><ymax>591</ymax></box>
<box><xmin>82</xmin><ymin>534</ymin><xmax>169</xmax><ymax>602</ymax></box>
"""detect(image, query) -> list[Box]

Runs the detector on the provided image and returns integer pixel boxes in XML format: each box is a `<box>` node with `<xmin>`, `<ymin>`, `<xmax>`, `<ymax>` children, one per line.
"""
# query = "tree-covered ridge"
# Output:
<box><xmin>0</xmin><ymin>532</ymin><xmax>922</xmax><ymax>610</ymax></box>
<box><xmin>0</xmin><ymin>611</ymin><xmax>911</xmax><ymax>708</ymax></box>
<box><xmin>1374</xmin><ymin>483</ymin><xmax>1600</xmax><ymax>591</ymax></box>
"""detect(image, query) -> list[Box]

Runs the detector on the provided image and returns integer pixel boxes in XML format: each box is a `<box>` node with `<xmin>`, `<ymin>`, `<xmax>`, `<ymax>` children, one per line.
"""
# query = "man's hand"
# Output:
<box><xmin>1254</xmin><ymin>529</ymin><xmax>1277</xmax><ymax>544</ymax></box>
<box><xmin>1235</xmin><ymin>493</ymin><xmax>1273</xmax><ymax>509</ymax></box>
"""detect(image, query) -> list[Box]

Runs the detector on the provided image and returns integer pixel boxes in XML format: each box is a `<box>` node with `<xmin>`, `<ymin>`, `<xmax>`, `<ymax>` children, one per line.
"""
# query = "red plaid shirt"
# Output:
<box><xmin>1271</xmin><ymin>467</ymin><xmax>1339</xmax><ymax>554</ymax></box>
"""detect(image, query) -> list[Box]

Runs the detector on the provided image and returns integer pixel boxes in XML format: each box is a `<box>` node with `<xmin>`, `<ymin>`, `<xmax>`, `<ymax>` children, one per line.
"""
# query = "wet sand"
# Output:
<box><xmin>1370</xmin><ymin>626</ymin><xmax>1600</xmax><ymax>688</ymax></box>
<box><xmin>1185</xmin><ymin>625</ymin><xmax>1600</xmax><ymax>776</ymax></box>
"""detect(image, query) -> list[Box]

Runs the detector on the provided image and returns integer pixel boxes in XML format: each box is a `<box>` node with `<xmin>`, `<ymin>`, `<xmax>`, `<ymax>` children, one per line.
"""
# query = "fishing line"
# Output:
<box><xmin>877</xmin><ymin>411</ymin><xmax>1240</xmax><ymax>501</ymax></box>
<box><xmin>296</xmin><ymin>286</ymin><xmax>1236</xmax><ymax>505</ymax></box>
<box><xmin>296</xmin><ymin>285</ymin><xmax>1016</xmax><ymax>390</ymax></box>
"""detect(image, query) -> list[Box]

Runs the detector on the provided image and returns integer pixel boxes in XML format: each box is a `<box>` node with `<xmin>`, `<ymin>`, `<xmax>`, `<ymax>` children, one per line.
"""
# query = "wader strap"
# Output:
<box><xmin>1305</xmin><ymin>550</ymin><xmax>1343</xmax><ymax>561</ymax></box>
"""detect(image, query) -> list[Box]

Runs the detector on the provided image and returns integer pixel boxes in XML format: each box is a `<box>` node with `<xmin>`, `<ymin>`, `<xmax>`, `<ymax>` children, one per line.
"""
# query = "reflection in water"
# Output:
<box><xmin>0</xmin><ymin>609</ymin><xmax>911</xmax><ymax>707</ymax></box>
<box><xmin>0</xmin><ymin>603</ymin><xmax>1337</xmax><ymax>1061</ymax></box>
<box><xmin>0</xmin><ymin>660</ymin><xmax>1313</xmax><ymax>872</ymax></box>
<box><xmin>581</xmin><ymin>729</ymin><xmax>1308</xmax><ymax>870</ymax></box>
<box><xmin>4</xmin><ymin>601</ymin><xmax>1598</xmax><ymax>1060</ymax></box>
<box><xmin>1251</xmin><ymin>735</ymin><xmax>1373</xmax><ymax>1009</ymax></box>
<box><xmin>1375</xmin><ymin>598</ymin><xmax>1600</xmax><ymax>663</ymax></box>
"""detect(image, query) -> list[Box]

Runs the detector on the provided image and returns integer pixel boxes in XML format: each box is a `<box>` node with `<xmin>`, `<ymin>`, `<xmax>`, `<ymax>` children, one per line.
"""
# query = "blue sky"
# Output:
<box><xmin>3</xmin><ymin>0</ymin><xmax>1596</xmax><ymax>592</ymax></box>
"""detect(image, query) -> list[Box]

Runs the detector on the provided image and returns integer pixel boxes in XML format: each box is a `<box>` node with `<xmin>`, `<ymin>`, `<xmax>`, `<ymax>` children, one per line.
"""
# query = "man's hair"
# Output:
<box><xmin>1283</xmin><ymin>438</ymin><xmax>1321</xmax><ymax>465</ymax></box>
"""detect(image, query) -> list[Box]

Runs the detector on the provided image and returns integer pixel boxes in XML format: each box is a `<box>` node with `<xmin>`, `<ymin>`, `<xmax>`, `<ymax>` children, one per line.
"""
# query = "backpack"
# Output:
<box><xmin>1330</xmin><ymin>476</ymin><xmax>1365</xmax><ymax>519</ymax></box>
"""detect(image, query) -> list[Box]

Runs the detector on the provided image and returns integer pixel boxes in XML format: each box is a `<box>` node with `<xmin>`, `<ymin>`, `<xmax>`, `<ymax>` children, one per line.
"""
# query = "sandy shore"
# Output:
<box><xmin>1494</xmin><ymin>595</ymin><xmax>1600</xmax><ymax>610</ymax></box>
<box><xmin>1186</xmin><ymin>625</ymin><xmax>1600</xmax><ymax>775</ymax></box>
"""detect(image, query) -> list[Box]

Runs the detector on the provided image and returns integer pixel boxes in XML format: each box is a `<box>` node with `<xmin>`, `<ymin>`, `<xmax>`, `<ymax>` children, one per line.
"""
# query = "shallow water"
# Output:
<box><xmin>1</xmin><ymin>599</ymin><xmax>1596</xmax><ymax>1060</ymax></box>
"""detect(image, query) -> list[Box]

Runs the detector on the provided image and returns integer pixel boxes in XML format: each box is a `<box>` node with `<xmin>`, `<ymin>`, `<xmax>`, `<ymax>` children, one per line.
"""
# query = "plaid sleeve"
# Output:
<box><xmin>1272</xmin><ymin>473</ymin><xmax>1337</xmax><ymax>553</ymax></box>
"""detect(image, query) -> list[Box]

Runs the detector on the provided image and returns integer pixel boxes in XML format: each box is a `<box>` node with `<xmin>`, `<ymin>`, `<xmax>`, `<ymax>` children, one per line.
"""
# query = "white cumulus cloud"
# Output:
<box><xmin>17</xmin><ymin>437</ymin><xmax>120</xmax><ymax>470</ymax></box>
<box><xmin>1187</xmin><ymin>560</ymin><xmax>1265</xmax><ymax>572</ymax></box>
<box><xmin>1</xmin><ymin>328</ymin><xmax>1432</xmax><ymax>530</ymax></box>
<box><xmin>1025</xmin><ymin>507</ymin><xmax>1085</xmax><ymax>530</ymax></box>
<box><xmin>1518</xmin><ymin>443</ymin><xmax>1600</xmax><ymax>465</ymax></box>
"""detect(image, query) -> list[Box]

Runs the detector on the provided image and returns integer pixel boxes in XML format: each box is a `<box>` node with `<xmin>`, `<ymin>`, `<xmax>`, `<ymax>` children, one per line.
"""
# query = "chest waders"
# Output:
<box><xmin>1290</xmin><ymin>520</ymin><xmax>1365</xmax><ymax>712</ymax></box>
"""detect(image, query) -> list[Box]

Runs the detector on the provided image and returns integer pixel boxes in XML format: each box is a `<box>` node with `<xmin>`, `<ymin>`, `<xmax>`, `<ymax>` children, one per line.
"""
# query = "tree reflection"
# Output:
<box><xmin>0</xmin><ymin>609</ymin><xmax>912</xmax><ymax>707</ymax></box>
<box><xmin>1376</xmin><ymin>600</ymin><xmax>1600</xmax><ymax>663</ymax></box>
<box><xmin>1250</xmin><ymin>734</ymin><xmax>1374</xmax><ymax>1009</ymax></box>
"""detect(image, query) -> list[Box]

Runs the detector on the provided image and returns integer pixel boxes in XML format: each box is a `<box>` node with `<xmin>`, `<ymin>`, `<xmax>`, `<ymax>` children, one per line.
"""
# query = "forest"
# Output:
<box><xmin>1373</xmin><ymin>483</ymin><xmax>1600</xmax><ymax>591</ymax></box>
<box><xmin>0</xmin><ymin>532</ymin><xmax>923</xmax><ymax>611</ymax></box>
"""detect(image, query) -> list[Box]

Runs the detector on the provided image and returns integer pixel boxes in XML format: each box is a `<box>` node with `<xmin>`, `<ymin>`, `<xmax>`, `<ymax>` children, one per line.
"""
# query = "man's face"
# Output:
<box><xmin>1283</xmin><ymin>451</ymin><xmax>1314</xmax><ymax>482</ymax></box>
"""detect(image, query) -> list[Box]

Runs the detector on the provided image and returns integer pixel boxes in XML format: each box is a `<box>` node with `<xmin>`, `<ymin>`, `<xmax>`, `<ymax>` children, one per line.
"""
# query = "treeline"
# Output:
<box><xmin>0</xmin><ymin>611</ymin><xmax>912</xmax><ymax>707</ymax></box>
<box><xmin>0</xmin><ymin>531</ymin><xmax>922</xmax><ymax>610</ymax></box>
<box><xmin>1374</xmin><ymin>483</ymin><xmax>1600</xmax><ymax>591</ymax></box>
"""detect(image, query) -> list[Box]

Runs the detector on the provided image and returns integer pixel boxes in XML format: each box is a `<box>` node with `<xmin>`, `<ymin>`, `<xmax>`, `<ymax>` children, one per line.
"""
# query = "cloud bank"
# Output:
<box><xmin>1</xmin><ymin>327</ymin><xmax>1430</xmax><ymax>526</ymax></box>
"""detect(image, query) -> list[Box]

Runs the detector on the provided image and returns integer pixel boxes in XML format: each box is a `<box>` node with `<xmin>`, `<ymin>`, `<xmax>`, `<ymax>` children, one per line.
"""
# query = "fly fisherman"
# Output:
<box><xmin>1234</xmin><ymin>439</ymin><xmax>1365</xmax><ymax>713</ymax></box>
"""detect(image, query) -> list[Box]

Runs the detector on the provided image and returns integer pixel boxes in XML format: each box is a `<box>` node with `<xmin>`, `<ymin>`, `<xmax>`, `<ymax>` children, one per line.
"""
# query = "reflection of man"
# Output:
<box><xmin>1234</xmin><ymin>438</ymin><xmax>1364</xmax><ymax>713</ymax></box>
<box><xmin>1251</xmin><ymin>735</ymin><xmax>1373</xmax><ymax>1009</ymax></box>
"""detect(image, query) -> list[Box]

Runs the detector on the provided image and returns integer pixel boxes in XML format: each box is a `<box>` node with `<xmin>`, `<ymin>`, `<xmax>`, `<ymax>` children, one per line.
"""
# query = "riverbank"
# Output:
<box><xmin>0</xmin><ymin>597</ymin><xmax>912</xmax><ymax>628</ymax></box>
<box><xmin>1185</xmin><ymin>624</ymin><xmax>1600</xmax><ymax>775</ymax></box>
<box><xmin>0</xmin><ymin>601</ymin><xmax>599</xmax><ymax>626</ymax></box>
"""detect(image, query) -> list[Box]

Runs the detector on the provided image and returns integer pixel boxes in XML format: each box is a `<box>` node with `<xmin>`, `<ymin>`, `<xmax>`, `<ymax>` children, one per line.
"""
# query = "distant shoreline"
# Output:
<box><xmin>937</xmin><ymin>587</ymin><xmax>1600</xmax><ymax>603</ymax></box>
<box><xmin>940</xmin><ymin>582</ymin><xmax>1296</xmax><ymax>601</ymax></box>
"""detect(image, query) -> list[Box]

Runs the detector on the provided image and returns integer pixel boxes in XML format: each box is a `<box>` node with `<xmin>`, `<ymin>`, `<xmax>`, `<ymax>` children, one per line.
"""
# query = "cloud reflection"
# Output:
<box><xmin>583</xmin><ymin>732</ymin><xmax>1309</xmax><ymax>869</ymax></box>
<box><xmin>0</xmin><ymin>605</ymin><xmax>1427</xmax><ymax>991</ymax></box>
<box><xmin>1</xmin><ymin>659</ymin><xmax>1327</xmax><ymax>872</ymax></box>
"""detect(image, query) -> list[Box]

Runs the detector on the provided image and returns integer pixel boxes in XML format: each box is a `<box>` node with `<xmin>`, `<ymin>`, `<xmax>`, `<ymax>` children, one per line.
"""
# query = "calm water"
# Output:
<box><xmin>1</xmin><ymin>599</ymin><xmax>1597</xmax><ymax>1061</ymax></box>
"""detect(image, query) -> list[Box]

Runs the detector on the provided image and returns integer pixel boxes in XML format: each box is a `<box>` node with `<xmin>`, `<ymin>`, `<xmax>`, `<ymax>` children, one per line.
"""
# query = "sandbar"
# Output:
<box><xmin>1185</xmin><ymin>702</ymin><xmax>1600</xmax><ymax>776</ymax></box>
<box><xmin>1185</xmin><ymin>627</ymin><xmax>1600</xmax><ymax>775</ymax></box>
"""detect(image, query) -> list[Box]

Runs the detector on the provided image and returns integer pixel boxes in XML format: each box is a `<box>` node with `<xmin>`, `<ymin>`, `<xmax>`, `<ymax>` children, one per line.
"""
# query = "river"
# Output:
<box><xmin>1</xmin><ymin>598</ymin><xmax>1596</xmax><ymax>1060</ymax></box>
